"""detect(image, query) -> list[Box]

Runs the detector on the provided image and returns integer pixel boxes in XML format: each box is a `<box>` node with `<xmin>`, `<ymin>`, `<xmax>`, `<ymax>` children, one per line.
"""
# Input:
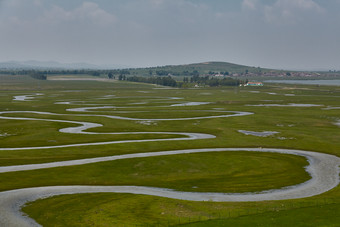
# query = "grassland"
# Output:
<box><xmin>23</xmin><ymin>194</ymin><xmax>340</xmax><ymax>227</ymax></box>
<box><xmin>0</xmin><ymin>151</ymin><xmax>310</xmax><ymax>192</ymax></box>
<box><xmin>0</xmin><ymin>74</ymin><xmax>340</xmax><ymax>226</ymax></box>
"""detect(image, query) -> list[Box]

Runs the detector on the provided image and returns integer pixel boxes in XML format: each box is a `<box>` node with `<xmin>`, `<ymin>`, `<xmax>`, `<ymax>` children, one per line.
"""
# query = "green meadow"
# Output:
<box><xmin>0</xmin><ymin>74</ymin><xmax>340</xmax><ymax>226</ymax></box>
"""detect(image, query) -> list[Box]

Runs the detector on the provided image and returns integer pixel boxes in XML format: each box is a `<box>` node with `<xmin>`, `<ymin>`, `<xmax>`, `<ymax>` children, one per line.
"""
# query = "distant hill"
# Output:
<box><xmin>129</xmin><ymin>61</ymin><xmax>276</xmax><ymax>75</ymax></box>
<box><xmin>179</xmin><ymin>61</ymin><xmax>274</xmax><ymax>73</ymax></box>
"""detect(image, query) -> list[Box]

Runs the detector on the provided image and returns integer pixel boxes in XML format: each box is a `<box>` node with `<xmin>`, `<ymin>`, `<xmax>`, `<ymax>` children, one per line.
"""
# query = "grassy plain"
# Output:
<box><xmin>1</xmin><ymin>74</ymin><xmax>340</xmax><ymax>226</ymax></box>
<box><xmin>0</xmin><ymin>151</ymin><xmax>309</xmax><ymax>192</ymax></box>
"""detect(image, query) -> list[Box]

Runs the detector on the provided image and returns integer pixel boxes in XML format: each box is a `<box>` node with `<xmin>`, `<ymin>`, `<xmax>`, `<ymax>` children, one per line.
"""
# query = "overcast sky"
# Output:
<box><xmin>0</xmin><ymin>0</ymin><xmax>340</xmax><ymax>70</ymax></box>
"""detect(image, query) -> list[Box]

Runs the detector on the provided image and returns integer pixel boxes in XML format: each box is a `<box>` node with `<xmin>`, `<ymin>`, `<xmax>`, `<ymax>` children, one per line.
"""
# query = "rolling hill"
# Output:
<box><xmin>128</xmin><ymin>61</ymin><xmax>275</xmax><ymax>75</ymax></box>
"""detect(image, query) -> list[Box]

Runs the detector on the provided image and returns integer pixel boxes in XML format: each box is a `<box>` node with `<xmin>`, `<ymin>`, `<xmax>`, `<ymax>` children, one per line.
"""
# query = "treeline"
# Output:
<box><xmin>111</xmin><ymin>69</ymin><xmax>131</xmax><ymax>75</ymax></box>
<box><xmin>207</xmin><ymin>71</ymin><xmax>229</xmax><ymax>75</ymax></box>
<box><xmin>0</xmin><ymin>68</ymin><xmax>232</xmax><ymax>78</ymax></box>
<box><xmin>205</xmin><ymin>77</ymin><xmax>240</xmax><ymax>86</ymax></box>
<box><xmin>153</xmin><ymin>70</ymin><xmax>199</xmax><ymax>76</ymax></box>
<box><xmin>0</xmin><ymin>69</ymin><xmax>103</xmax><ymax>75</ymax></box>
<box><xmin>29</xmin><ymin>72</ymin><xmax>47</xmax><ymax>80</ymax></box>
<box><xmin>121</xmin><ymin>75</ymin><xmax>241</xmax><ymax>88</ymax></box>
<box><xmin>125</xmin><ymin>76</ymin><xmax>177</xmax><ymax>87</ymax></box>
<box><xmin>152</xmin><ymin>70</ymin><xmax>230</xmax><ymax>76</ymax></box>
<box><xmin>110</xmin><ymin>69</ymin><xmax>203</xmax><ymax>77</ymax></box>
<box><xmin>186</xmin><ymin>75</ymin><xmax>241</xmax><ymax>86</ymax></box>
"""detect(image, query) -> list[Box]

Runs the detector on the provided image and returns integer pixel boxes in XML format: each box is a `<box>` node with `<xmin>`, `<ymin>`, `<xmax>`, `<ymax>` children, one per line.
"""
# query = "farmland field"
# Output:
<box><xmin>0</xmin><ymin>74</ymin><xmax>340</xmax><ymax>226</ymax></box>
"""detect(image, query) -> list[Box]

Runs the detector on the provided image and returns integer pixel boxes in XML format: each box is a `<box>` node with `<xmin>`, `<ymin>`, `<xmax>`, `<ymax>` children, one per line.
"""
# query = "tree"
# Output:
<box><xmin>192</xmin><ymin>70</ymin><xmax>199</xmax><ymax>76</ymax></box>
<box><xmin>108</xmin><ymin>72</ymin><xmax>113</xmax><ymax>79</ymax></box>
<box><xmin>29</xmin><ymin>72</ymin><xmax>47</xmax><ymax>80</ymax></box>
<box><xmin>91</xmin><ymin>71</ymin><xmax>100</xmax><ymax>77</ymax></box>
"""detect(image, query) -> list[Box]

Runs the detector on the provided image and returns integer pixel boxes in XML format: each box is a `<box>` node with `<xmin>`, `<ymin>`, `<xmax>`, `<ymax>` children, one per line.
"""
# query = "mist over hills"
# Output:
<box><xmin>0</xmin><ymin>60</ymin><xmax>129</xmax><ymax>70</ymax></box>
<box><xmin>1</xmin><ymin>60</ymin><xmax>334</xmax><ymax>75</ymax></box>
<box><xmin>0</xmin><ymin>60</ymin><xmax>271</xmax><ymax>73</ymax></box>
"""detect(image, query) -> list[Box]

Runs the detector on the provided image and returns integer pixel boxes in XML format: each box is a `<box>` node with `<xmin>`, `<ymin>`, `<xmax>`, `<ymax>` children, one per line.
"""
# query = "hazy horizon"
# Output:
<box><xmin>1</xmin><ymin>59</ymin><xmax>336</xmax><ymax>71</ymax></box>
<box><xmin>1</xmin><ymin>0</ymin><xmax>340</xmax><ymax>70</ymax></box>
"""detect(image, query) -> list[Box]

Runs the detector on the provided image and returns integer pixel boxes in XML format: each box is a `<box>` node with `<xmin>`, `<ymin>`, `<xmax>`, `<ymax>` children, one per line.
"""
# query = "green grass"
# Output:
<box><xmin>0</xmin><ymin>118</ymin><xmax>180</xmax><ymax>148</ymax></box>
<box><xmin>23</xmin><ymin>193</ymin><xmax>340</xmax><ymax>227</ymax></box>
<box><xmin>1</xmin><ymin>76</ymin><xmax>340</xmax><ymax>226</ymax></box>
<box><xmin>179</xmin><ymin>203</ymin><xmax>340</xmax><ymax>227</ymax></box>
<box><xmin>0</xmin><ymin>151</ymin><xmax>310</xmax><ymax>192</ymax></box>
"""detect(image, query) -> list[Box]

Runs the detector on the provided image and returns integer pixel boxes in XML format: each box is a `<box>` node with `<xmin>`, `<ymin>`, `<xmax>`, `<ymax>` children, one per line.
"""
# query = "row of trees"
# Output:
<box><xmin>208</xmin><ymin>71</ymin><xmax>229</xmax><ymax>75</ymax></box>
<box><xmin>120</xmin><ymin>74</ymin><xmax>241</xmax><ymax>88</ymax></box>
<box><xmin>125</xmin><ymin>76</ymin><xmax>177</xmax><ymax>87</ymax></box>
<box><xmin>152</xmin><ymin>70</ymin><xmax>200</xmax><ymax>76</ymax></box>
<box><xmin>205</xmin><ymin>77</ymin><xmax>241</xmax><ymax>86</ymax></box>
<box><xmin>186</xmin><ymin>75</ymin><xmax>241</xmax><ymax>86</ymax></box>
<box><xmin>29</xmin><ymin>72</ymin><xmax>47</xmax><ymax>80</ymax></box>
<box><xmin>0</xmin><ymin>69</ymin><xmax>104</xmax><ymax>75</ymax></box>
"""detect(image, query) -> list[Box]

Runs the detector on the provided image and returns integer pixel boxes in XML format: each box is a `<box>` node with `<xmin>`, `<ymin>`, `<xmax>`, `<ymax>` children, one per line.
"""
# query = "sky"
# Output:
<box><xmin>0</xmin><ymin>0</ymin><xmax>340</xmax><ymax>70</ymax></box>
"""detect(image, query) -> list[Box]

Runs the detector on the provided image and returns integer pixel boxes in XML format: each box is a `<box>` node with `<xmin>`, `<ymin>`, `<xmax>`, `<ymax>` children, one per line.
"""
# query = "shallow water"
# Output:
<box><xmin>238</xmin><ymin>130</ymin><xmax>279</xmax><ymax>137</ymax></box>
<box><xmin>246</xmin><ymin>103</ymin><xmax>322</xmax><ymax>107</ymax></box>
<box><xmin>265</xmin><ymin>79</ymin><xmax>340</xmax><ymax>86</ymax></box>
<box><xmin>13</xmin><ymin>93</ymin><xmax>43</xmax><ymax>101</ymax></box>
<box><xmin>171</xmin><ymin>102</ymin><xmax>211</xmax><ymax>107</ymax></box>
